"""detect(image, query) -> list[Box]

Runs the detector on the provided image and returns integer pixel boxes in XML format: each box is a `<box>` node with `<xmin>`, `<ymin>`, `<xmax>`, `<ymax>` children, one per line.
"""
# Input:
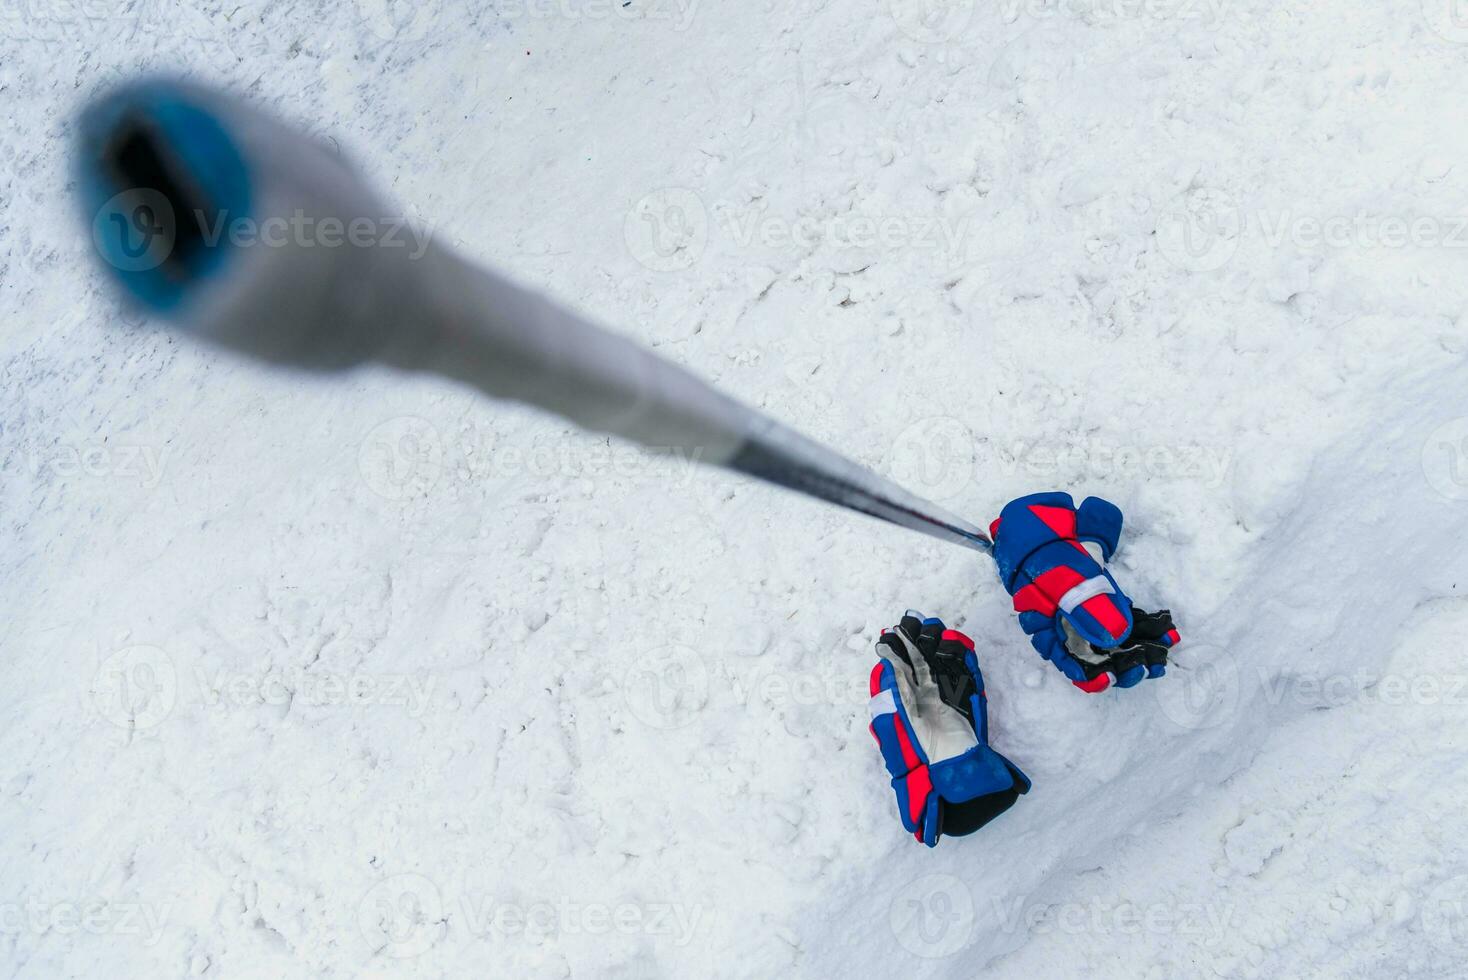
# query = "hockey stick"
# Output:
<box><xmin>76</xmin><ymin>79</ymin><xmax>991</xmax><ymax>553</ymax></box>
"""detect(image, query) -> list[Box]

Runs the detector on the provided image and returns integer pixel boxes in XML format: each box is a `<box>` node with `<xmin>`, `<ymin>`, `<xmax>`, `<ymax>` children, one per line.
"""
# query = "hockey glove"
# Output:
<box><xmin>868</xmin><ymin>612</ymin><xmax>1030</xmax><ymax>846</ymax></box>
<box><xmin>989</xmin><ymin>492</ymin><xmax>1180</xmax><ymax>693</ymax></box>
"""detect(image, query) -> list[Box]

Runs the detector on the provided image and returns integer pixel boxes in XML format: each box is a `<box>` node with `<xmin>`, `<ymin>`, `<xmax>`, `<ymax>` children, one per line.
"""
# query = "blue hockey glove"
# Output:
<box><xmin>989</xmin><ymin>492</ymin><xmax>1180</xmax><ymax>693</ymax></box>
<box><xmin>868</xmin><ymin>612</ymin><xmax>1030</xmax><ymax>846</ymax></box>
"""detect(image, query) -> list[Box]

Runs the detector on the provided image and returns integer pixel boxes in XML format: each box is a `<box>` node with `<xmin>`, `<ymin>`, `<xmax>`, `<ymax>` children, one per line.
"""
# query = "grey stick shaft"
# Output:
<box><xmin>410</xmin><ymin>249</ymin><xmax>992</xmax><ymax>550</ymax></box>
<box><xmin>77</xmin><ymin>79</ymin><xmax>992</xmax><ymax>552</ymax></box>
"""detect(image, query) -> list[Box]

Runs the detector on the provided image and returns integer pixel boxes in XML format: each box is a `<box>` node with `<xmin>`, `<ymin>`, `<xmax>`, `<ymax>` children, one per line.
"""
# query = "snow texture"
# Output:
<box><xmin>5</xmin><ymin>0</ymin><xmax>1468</xmax><ymax>977</ymax></box>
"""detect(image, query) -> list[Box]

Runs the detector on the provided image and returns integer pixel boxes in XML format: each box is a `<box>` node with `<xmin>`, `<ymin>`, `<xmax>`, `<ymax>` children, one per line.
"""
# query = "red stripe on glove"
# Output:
<box><xmin>941</xmin><ymin>629</ymin><xmax>974</xmax><ymax>651</ymax></box>
<box><xmin>905</xmin><ymin>764</ymin><xmax>933</xmax><ymax>826</ymax></box>
<box><xmin>1081</xmin><ymin>593</ymin><xmax>1129</xmax><ymax>640</ymax></box>
<box><xmin>1028</xmin><ymin>503</ymin><xmax>1077</xmax><ymax>539</ymax></box>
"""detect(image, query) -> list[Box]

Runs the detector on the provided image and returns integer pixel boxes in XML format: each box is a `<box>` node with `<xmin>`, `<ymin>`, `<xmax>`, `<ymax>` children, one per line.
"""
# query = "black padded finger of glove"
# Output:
<box><xmin>1105</xmin><ymin>645</ymin><xmax>1149</xmax><ymax>677</ymax></box>
<box><xmin>1127</xmin><ymin>608</ymin><xmax>1174</xmax><ymax>642</ymax></box>
<box><xmin>877</xmin><ymin>632</ymin><xmax>916</xmax><ymax>678</ymax></box>
<box><xmin>1069</xmin><ymin>637</ymin><xmax>1122</xmax><ymax>681</ymax></box>
<box><xmin>928</xmin><ymin>634</ymin><xmax>979</xmax><ymax>726</ymax></box>
<box><xmin>938</xmin><ymin>786</ymin><xmax>1025</xmax><ymax>837</ymax></box>
<box><xmin>1092</xmin><ymin>608</ymin><xmax>1174</xmax><ymax>672</ymax></box>
<box><xmin>917</xmin><ymin>619</ymin><xmax>944</xmax><ymax>658</ymax></box>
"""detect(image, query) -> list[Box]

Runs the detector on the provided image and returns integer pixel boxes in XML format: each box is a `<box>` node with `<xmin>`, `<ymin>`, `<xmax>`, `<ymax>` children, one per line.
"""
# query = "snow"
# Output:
<box><xmin>5</xmin><ymin>1</ymin><xmax>1468</xmax><ymax>977</ymax></box>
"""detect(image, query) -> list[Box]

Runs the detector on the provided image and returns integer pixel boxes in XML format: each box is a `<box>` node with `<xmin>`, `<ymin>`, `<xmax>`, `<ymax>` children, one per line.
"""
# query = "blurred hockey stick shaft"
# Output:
<box><xmin>76</xmin><ymin>79</ymin><xmax>991</xmax><ymax>552</ymax></box>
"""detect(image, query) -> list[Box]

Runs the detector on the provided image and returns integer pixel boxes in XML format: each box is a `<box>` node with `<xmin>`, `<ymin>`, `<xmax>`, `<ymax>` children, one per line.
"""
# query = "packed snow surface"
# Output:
<box><xmin>6</xmin><ymin>1</ymin><xmax>1468</xmax><ymax>977</ymax></box>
